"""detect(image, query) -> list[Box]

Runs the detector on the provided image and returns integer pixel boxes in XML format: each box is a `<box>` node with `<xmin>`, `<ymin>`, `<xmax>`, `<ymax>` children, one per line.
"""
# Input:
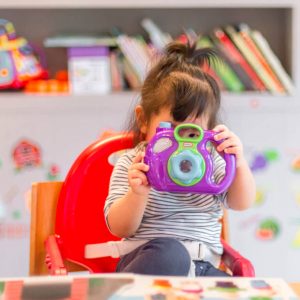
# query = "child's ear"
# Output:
<box><xmin>135</xmin><ymin>105</ymin><xmax>147</xmax><ymax>134</ymax></box>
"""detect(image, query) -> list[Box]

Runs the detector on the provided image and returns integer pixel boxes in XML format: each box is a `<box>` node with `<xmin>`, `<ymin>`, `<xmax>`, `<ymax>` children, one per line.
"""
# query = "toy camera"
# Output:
<box><xmin>144</xmin><ymin>122</ymin><xmax>236</xmax><ymax>194</ymax></box>
<box><xmin>0</xmin><ymin>19</ymin><xmax>47</xmax><ymax>89</ymax></box>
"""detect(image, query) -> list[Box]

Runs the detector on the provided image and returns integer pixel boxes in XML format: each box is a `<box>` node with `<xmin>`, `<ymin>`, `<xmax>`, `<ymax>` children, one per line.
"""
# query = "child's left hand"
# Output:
<box><xmin>213</xmin><ymin>124</ymin><xmax>245</xmax><ymax>167</ymax></box>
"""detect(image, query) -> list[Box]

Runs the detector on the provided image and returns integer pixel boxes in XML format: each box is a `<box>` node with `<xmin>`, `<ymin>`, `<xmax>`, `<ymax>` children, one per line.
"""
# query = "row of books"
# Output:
<box><xmin>197</xmin><ymin>24</ymin><xmax>294</xmax><ymax>94</ymax></box>
<box><xmin>44</xmin><ymin>19</ymin><xmax>294</xmax><ymax>94</ymax></box>
<box><xmin>137</xmin><ymin>19</ymin><xmax>294</xmax><ymax>94</ymax></box>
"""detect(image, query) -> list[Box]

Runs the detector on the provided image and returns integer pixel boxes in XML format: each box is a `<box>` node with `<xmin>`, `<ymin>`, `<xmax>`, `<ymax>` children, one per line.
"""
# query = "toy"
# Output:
<box><xmin>144</xmin><ymin>122</ymin><xmax>236</xmax><ymax>194</ymax></box>
<box><xmin>25</xmin><ymin>70</ymin><xmax>69</xmax><ymax>93</ymax></box>
<box><xmin>0</xmin><ymin>19</ymin><xmax>47</xmax><ymax>89</ymax></box>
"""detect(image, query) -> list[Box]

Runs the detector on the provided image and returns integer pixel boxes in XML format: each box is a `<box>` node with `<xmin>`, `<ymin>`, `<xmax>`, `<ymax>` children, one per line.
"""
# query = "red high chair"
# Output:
<box><xmin>30</xmin><ymin>133</ymin><xmax>255</xmax><ymax>277</ymax></box>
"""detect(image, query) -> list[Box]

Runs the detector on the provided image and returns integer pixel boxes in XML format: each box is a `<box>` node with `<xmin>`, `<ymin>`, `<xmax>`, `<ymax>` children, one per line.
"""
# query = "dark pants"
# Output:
<box><xmin>116</xmin><ymin>237</ymin><xmax>230</xmax><ymax>277</ymax></box>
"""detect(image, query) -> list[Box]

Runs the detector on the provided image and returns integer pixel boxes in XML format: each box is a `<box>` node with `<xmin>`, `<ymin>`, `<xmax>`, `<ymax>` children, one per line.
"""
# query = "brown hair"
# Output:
<box><xmin>127</xmin><ymin>41</ymin><xmax>221</xmax><ymax>145</ymax></box>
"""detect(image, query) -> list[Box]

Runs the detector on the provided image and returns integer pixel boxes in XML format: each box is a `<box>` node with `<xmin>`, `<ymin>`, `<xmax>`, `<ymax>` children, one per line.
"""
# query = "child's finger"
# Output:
<box><xmin>217</xmin><ymin>137</ymin><xmax>237</xmax><ymax>152</ymax></box>
<box><xmin>214</xmin><ymin>131</ymin><xmax>230</xmax><ymax>141</ymax></box>
<box><xmin>130</xmin><ymin>162</ymin><xmax>149</xmax><ymax>172</ymax></box>
<box><xmin>130</xmin><ymin>173</ymin><xmax>149</xmax><ymax>186</ymax></box>
<box><xmin>131</xmin><ymin>178</ymin><xmax>143</xmax><ymax>186</ymax></box>
<box><xmin>132</xmin><ymin>151</ymin><xmax>145</xmax><ymax>164</ymax></box>
<box><xmin>224</xmin><ymin>146</ymin><xmax>239</xmax><ymax>154</ymax></box>
<box><xmin>129</xmin><ymin>169</ymin><xmax>144</xmax><ymax>179</ymax></box>
<box><xmin>213</xmin><ymin>124</ymin><xmax>228</xmax><ymax>133</ymax></box>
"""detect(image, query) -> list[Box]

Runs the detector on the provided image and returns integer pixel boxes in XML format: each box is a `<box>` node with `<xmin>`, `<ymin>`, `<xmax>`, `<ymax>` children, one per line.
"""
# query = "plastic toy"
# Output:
<box><xmin>0</xmin><ymin>19</ymin><xmax>47</xmax><ymax>89</ymax></box>
<box><xmin>144</xmin><ymin>122</ymin><xmax>236</xmax><ymax>194</ymax></box>
<box><xmin>25</xmin><ymin>70</ymin><xmax>68</xmax><ymax>93</ymax></box>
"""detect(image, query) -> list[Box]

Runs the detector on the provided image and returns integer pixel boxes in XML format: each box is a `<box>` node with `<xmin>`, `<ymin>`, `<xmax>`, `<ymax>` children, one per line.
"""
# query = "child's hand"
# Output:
<box><xmin>213</xmin><ymin>124</ymin><xmax>245</xmax><ymax>167</ymax></box>
<box><xmin>128</xmin><ymin>152</ymin><xmax>150</xmax><ymax>196</ymax></box>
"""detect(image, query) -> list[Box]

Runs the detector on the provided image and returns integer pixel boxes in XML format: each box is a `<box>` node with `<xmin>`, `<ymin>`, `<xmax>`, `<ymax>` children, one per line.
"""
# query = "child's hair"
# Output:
<box><xmin>128</xmin><ymin>41</ymin><xmax>221</xmax><ymax>145</ymax></box>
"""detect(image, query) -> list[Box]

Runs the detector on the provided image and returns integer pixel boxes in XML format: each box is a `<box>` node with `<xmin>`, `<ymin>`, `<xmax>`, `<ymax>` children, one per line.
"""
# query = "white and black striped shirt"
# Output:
<box><xmin>104</xmin><ymin>146</ymin><xmax>228</xmax><ymax>255</ymax></box>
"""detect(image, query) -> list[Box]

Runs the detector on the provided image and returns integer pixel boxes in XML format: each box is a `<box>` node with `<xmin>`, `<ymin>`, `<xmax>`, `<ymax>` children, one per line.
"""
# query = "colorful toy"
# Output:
<box><xmin>0</xmin><ymin>19</ymin><xmax>47</xmax><ymax>89</ymax></box>
<box><xmin>144</xmin><ymin>122</ymin><xmax>236</xmax><ymax>194</ymax></box>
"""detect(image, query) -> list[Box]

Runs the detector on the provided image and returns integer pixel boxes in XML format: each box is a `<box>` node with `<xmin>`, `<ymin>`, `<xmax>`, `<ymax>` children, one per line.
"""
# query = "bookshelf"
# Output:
<box><xmin>0</xmin><ymin>1</ymin><xmax>298</xmax><ymax>98</ymax></box>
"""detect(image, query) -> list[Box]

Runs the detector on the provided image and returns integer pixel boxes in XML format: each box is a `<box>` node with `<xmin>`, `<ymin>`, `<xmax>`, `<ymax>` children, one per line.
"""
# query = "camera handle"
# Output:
<box><xmin>201</xmin><ymin>130</ymin><xmax>236</xmax><ymax>194</ymax></box>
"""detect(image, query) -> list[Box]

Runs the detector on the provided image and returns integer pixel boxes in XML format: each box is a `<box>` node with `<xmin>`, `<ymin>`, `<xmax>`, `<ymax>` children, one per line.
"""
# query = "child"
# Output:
<box><xmin>104</xmin><ymin>41</ymin><xmax>256</xmax><ymax>277</ymax></box>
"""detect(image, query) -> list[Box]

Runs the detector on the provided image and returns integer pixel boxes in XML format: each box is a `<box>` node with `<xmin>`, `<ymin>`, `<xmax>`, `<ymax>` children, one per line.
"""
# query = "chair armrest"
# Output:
<box><xmin>221</xmin><ymin>239</ymin><xmax>255</xmax><ymax>277</ymax></box>
<box><xmin>45</xmin><ymin>235</ymin><xmax>68</xmax><ymax>275</ymax></box>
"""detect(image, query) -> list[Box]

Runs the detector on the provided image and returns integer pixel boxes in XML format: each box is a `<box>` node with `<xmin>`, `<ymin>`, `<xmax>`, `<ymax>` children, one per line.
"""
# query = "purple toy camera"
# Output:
<box><xmin>144</xmin><ymin>122</ymin><xmax>236</xmax><ymax>194</ymax></box>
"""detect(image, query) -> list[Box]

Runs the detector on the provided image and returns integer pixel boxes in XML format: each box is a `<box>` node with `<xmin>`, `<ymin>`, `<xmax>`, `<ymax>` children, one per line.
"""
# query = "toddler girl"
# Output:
<box><xmin>104</xmin><ymin>41</ymin><xmax>256</xmax><ymax>276</ymax></box>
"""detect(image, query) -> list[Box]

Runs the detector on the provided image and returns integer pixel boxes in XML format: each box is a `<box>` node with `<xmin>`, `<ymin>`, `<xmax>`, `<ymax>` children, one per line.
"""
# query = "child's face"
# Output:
<box><xmin>144</xmin><ymin>106</ymin><xmax>208</xmax><ymax>142</ymax></box>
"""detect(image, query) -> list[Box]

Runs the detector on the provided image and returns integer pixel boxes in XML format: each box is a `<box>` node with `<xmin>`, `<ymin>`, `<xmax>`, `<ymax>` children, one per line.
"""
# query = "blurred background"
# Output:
<box><xmin>0</xmin><ymin>0</ymin><xmax>299</xmax><ymax>281</ymax></box>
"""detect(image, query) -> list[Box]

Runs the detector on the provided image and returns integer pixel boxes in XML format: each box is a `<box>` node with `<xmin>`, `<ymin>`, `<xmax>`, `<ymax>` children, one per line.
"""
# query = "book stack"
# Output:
<box><xmin>115</xmin><ymin>35</ymin><xmax>153</xmax><ymax>90</ymax></box>
<box><xmin>199</xmin><ymin>23</ymin><xmax>294</xmax><ymax>94</ymax></box>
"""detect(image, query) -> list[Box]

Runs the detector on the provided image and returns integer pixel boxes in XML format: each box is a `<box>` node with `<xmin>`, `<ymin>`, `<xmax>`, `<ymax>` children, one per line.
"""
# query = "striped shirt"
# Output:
<box><xmin>104</xmin><ymin>146</ymin><xmax>228</xmax><ymax>255</ymax></box>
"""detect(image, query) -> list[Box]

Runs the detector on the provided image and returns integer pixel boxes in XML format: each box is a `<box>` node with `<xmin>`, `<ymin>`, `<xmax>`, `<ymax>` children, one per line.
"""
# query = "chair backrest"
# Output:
<box><xmin>54</xmin><ymin>133</ymin><xmax>133</xmax><ymax>273</ymax></box>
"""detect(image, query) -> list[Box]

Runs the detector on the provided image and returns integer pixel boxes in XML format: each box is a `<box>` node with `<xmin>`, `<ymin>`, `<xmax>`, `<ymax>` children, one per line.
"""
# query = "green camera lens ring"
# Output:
<box><xmin>168</xmin><ymin>150</ymin><xmax>205</xmax><ymax>186</ymax></box>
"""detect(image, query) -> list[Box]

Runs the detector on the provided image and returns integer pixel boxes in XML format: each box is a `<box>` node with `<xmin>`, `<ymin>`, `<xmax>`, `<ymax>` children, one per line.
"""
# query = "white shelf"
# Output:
<box><xmin>0</xmin><ymin>92</ymin><xmax>298</xmax><ymax>114</ymax></box>
<box><xmin>0</xmin><ymin>0</ymin><xmax>297</xmax><ymax>8</ymax></box>
<box><xmin>0</xmin><ymin>92</ymin><xmax>137</xmax><ymax>114</ymax></box>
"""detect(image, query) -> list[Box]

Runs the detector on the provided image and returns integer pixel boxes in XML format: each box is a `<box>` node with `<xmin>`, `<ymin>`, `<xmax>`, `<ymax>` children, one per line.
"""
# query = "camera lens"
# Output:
<box><xmin>180</xmin><ymin>159</ymin><xmax>192</xmax><ymax>173</ymax></box>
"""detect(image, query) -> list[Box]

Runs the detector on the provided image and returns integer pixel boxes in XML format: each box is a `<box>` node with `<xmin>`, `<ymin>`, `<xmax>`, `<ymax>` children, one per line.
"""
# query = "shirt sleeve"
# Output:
<box><xmin>104</xmin><ymin>150</ymin><xmax>134</xmax><ymax>223</ymax></box>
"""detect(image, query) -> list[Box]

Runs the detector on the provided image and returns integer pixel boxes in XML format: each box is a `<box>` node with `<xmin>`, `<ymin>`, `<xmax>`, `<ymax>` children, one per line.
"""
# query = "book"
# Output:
<box><xmin>110</xmin><ymin>50</ymin><xmax>123</xmax><ymax>91</ymax></box>
<box><xmin>141</xmin><ymin>18</ymin><xmax>173</xmax><ymax>51</ymax></box>
<box><xmin>198</xmin><ymin>36</ymin><xmax>245</xmax><ymax>92</ymax></box>
<box><xmin>236</xmin><ymin>23</ymin><xmax>286</xmax><ymax>94</ymax></box>
<box><xmin>203</xmin><ymin>61</ymin><xmax>226</xmax><ymax>91</ymax></box>
<box><xmin>251</xmin><ymin>29</ymin><xmax>295</xmax><ymax>95</ymax></box>
<box><xmin>116</xmin><ymin>35</ymin><xmax>151</xmax><ymax>83</ymax></box>
<box><xmin>122</xmin><ymin>57</ymin><xmax>142</xmax><ymax>90</ymax></box>
<box><xmin>211</xmin><ymin>28</ymin><xmax>266</xmax><ymax>91</ymax></box>
<box><xmin>224</xmin><ymin>25</ymin><xmax>284</xmax><ymax>95</ymax></box>
<box><xmin>68</xmin><ymin>46</ymin><xmax>112</xmax><ymax>95</ymax></box>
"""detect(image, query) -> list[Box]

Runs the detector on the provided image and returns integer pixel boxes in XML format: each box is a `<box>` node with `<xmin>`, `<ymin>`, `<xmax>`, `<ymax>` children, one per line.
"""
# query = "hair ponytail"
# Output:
<box><xmin>127</xmin><ymin>40</ymin><xmax>222</xmax><ymax>145</ymax></box>
<box><xmin>165</xmin><ymin>41</ymin><xmax>218</xmax><ymax>68</ymax></box>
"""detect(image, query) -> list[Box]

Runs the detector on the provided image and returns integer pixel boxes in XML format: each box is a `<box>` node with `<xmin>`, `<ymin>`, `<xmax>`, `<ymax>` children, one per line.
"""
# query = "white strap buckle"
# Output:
<box><xmin>197</xmin><ymin>243</ymin><xmax>205</xmax><ymax>260</ymax></box>
<box><xmin>85</xmin><ymin>241</ymin><xmax>120</xmax><ymax>259</ymax></box>
<box><xmin>181</xmin><ymin>241</ymin><xmax>206</xmax><ymax>261</ymax></box>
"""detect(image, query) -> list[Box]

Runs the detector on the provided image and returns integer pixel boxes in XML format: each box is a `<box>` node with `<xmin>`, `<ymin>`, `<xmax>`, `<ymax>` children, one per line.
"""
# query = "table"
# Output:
<box><xmin>0</xmin><ymin>274</ymin><xmax>298</xmax><ymax>299</ymax></box>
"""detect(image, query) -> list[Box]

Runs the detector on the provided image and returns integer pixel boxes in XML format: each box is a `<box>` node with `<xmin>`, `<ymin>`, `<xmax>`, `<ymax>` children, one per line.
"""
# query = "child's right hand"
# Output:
<box><xmin>128</xmin><ymin>152</ymin><xmax>150</xmax><ymax>196</ymax></box>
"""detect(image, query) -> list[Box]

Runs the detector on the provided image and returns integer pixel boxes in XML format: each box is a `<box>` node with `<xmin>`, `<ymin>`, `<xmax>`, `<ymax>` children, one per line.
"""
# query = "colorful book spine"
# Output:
<box><xmin>211</xmin><ymin>28</ymin><xmax>266</xmax><ymax>91</ymax></box>
<box><xmin>251</xmin><ymin>30</ymin><xmax>294</xmax><ymax>95</ymax></box>
<box><xmin>122</xmin><ymin>57</ymin><xmax>141</xmax><ymax>89</ymax></box>
<box><xmin>236</xmin><ymin>23</ymin><xmax>285</xmax><ymax>94</ymax></box>
<box><xmin>198</xmin><ymin>36</ymin><xmax>245</xmax><ymax>92</ymax></box>
<box><xmin>203</xmin><ymin>61</ymin><xmax>226</xmax><ymax>91</ymax></box>
<box><xmin>141</xmin><ymin>18</ymin><xmax>172</xmax><ymax>51</ymax></box>
<box><xmin>225</xmin><ymin>25</ymin><xmax>284</xmax><ymax>94</ymax></box>
<box><xmin>117</xmin><ymin>35</ymin><xmax>150</xmax><ymax>82</ymax></box>
<box><xmin>110</xmin><ymin>51</ymin><xmax>122</xmax><ymax>91</ymax></box>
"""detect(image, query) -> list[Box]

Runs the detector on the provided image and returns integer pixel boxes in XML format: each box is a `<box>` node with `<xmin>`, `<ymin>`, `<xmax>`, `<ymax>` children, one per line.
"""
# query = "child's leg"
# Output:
<box><xmin>194</xmin><ymin>261</ymin><xmax>230</xmax><ymax>277</ymax></box>
<box><xmin>116</xmin><ymin>237</ymin><xmax>190</xmax><ymax>276</ymax></box>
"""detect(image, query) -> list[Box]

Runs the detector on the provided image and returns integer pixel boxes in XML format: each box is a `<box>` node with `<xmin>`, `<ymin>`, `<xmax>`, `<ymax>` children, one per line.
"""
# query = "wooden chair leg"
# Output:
<box><xmin>30</xmin><ymin>182</ymin><xmax>63</xmax><ymax>275</ymax></box>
